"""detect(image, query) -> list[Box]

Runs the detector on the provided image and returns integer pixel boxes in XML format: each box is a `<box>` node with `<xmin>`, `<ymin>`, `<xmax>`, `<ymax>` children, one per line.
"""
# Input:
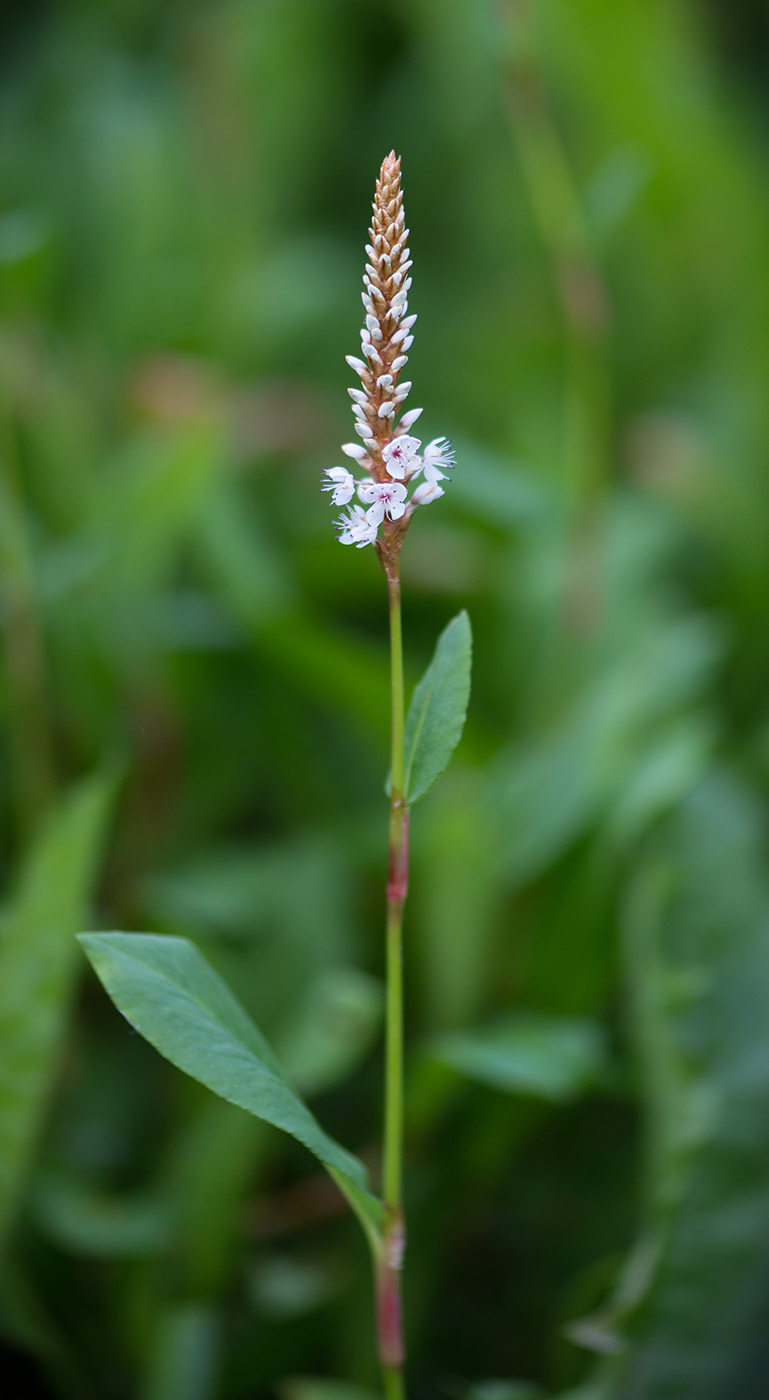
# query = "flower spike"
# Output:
<box><xmin>321</xmin><ymin>153</ymin><xmax>455</xmax><ymax>550</ymax></box>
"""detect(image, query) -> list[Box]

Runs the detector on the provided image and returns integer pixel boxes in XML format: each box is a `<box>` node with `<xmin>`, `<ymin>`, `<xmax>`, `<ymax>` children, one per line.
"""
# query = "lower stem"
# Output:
<box><xmin>378</xmin><ymin>561</ymin><xmax>408</xmax><ymax>1385</ymax></box>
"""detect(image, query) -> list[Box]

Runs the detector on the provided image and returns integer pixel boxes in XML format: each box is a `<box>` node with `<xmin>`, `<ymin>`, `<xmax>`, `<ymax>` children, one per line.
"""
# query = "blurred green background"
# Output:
<box><xmin>2</xmin><ymin>1</ymin><xmax>769</xmax><ymax>1396</ymax></box>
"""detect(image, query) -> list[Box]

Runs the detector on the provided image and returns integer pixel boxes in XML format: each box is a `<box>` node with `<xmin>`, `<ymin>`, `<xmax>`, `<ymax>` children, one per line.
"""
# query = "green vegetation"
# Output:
<box><xmin>2</xmin><ymin>1</ymin><xmax>769</xmax><ymax>1396</ymax></box>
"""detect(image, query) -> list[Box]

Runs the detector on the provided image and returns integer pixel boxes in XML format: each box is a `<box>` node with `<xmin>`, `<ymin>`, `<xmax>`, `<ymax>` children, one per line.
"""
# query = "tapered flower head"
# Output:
<box><xmin>321</xmin><ymin>153</ymin><xmax>454</xmax><ymax>553</ymax></box>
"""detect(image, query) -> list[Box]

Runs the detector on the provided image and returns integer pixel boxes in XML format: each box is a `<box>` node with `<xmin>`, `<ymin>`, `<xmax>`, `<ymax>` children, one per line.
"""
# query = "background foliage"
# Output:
<box><xmin>1</xmin><ymin>1</ymin><xmax>769</xmax><ymax>1396</ymax></box>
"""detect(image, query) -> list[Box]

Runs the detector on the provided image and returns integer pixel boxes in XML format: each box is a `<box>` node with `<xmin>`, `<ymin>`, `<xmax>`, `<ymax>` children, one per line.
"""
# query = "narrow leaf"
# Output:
<box><xmin>430</xmin><ymin>1012</ymin><xmax>606</xmax><ymax>1103</ymax></box>
<box><xmin>403</xmin><ymin>610</ymin><xmax>472</xmax><ymax>804</ymax></box>
<box><xmin>78</xmin><ymin>933</ymin><xmax>383</xmax><ymax>1243</ymax></box>
<box><xmin>0</xmin><ymin>770</ymin><xmax>117</xmax><ymax>1245</ymax></box>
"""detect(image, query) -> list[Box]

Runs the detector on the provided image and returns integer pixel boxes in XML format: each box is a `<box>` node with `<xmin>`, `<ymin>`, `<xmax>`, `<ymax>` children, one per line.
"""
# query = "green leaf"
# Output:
<box><xmin>0</xmin><ymin>770</ymin><xmax>117</xmax><ymax>1246</ymax></box>
<box><xmin>430</xmin><ymin>1012</ymin><xmax>606</xmax><ymax>1103</ymax></box>
<box><xmin>403</xmin><ymin>610</ymin><xmax>472</xmax><ymax>804</ymax></box>
<box><xmin>78</xmin><ymin>933</ymin><xmax>383</xmax><ymax>1245</ymax></box>
<box><xmin>604</xmin><ymin>771</ymin><xmax>769</xmax><ymax>1397</ymax></box>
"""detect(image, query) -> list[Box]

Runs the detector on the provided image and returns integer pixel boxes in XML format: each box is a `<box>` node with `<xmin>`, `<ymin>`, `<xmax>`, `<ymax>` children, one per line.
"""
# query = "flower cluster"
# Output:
<box><xmin>321</xmin><ymin>152</ymin><xmax>454</xmax><ymax>550</ymax></box>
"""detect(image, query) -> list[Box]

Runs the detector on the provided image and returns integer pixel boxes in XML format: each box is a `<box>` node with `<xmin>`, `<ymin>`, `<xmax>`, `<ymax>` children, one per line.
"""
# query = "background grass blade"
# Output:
<box><xmin>403</xmin><ymin>610</ymin><xmax>472</xmax><ymax>805</ymax></box>
<box><xmin>0</xmin><ymin>770</ymin><xmax>117</xmax><ymax>1246</ymax></box>
<box><xmin>78</xmin><ymin>933</ymin><xmax>384</xmax><ymax>1243</ymax></box>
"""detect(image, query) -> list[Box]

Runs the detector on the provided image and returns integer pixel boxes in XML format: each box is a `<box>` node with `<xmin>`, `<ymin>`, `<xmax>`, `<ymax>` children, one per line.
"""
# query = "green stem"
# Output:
<box><xmin>376</xmin><ymin>560</ymin><xmax>408</xmax><ymax>1384</ymax></box>
<box><xmin>385</xmin><ymin>567</ymin><xmax>405</xmax><ymax>1209</ymax></box>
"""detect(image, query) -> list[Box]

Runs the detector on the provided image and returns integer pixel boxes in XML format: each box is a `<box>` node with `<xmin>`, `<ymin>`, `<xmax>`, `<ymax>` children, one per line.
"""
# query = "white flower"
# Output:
<box><xmin>411</xmin><ymin>478</ymin><xmax>445</xmax><ymax>506</ymax></box>
<box><xmin>336</xmin><ymin>504</ymin><xmax>379</xmax><ymax>548</ymax></box>
<box><xmin>382</xmin><ymin>435</ymin><xmax>422</xmax><ymax>480</ymax></box>
<box><xmin>357</xmin><ymin>479</ymin><xmax>408</xmax><ymax>526</ymax></box>
<box><xmin>321</xmin><ymin>467</ymin><xmax>356</xmax><ymax>506</ymax></box>
<box><xmin>422</xmin><ymin>437</ymin><xmax>455</xmax><ymax>482</ymax></box>
<box><xmin>396</xmin><ymin>407</ymin><xmax>423</xmax><ymax>431</ymax></box>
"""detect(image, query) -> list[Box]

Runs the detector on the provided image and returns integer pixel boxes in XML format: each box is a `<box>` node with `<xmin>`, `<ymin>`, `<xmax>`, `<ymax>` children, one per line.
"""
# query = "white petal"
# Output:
<box><xmin>397</xmin><ymin>407</ymin><xmax>423</xmax><ymax>430</ymax></box>
<box><xmin>341</xmin><ymin>442</ymin><xmax>368</xmax><ymax>459</ymax></box>
<box><xmin>411</xmin><ymin>479</ymin><xmax>445</xmax><ymax>505</ymax></box>
<box><xmin>391</xmin><ymin>355</ymin><xmax>408</xmax><ymax>373</ymax></box>
<box><xmin>391</xmin><ymin>320</ymin><xmax>415</xmax><ymax>344</ymax></box>
<box><xmin>378</xmin><ymin>401</ymin><xmax>396</xmax><ymax>418</ymax></box>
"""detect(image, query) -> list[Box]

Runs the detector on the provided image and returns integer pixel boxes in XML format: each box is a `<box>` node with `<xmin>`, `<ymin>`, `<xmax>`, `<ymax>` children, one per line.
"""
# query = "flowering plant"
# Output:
<box><xmin>78</xmin><ymin>153</ymin><xmax>471</xmax><ymax>1400</ymax></box>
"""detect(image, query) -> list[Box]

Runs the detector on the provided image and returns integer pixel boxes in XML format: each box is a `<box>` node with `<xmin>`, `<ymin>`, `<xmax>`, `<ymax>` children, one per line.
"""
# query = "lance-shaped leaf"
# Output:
<box><xmin>0</xmin><ymin>770</ymin><xmax>117</xmax><ymax>1246</ymax></box>
<box><xmin>78</xmin><ymin>933</ymin><xmax>383</xmax><ymax>1246</ymax></box>
<box><xmin>403</xmin><ymin>610</ymin><xmax>472</xmax><ymax>805</ymax></box>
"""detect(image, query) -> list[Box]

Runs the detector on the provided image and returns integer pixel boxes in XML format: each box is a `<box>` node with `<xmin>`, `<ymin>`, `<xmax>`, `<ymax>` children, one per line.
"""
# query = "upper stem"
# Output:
<box><xmin>378</xmin><ymin>556</ymin><xmax>408</xmax><ymax>1377</ymax></box>
<box><xmin>384</xmin><ymin>564</ymin><xmax>406</xmax><ymax>1210</ymax></box>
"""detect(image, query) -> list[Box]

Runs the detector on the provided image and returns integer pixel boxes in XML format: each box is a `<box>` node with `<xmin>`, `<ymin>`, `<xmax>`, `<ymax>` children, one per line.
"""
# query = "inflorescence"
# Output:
<box><xmin>322</xmin><ymin>152</ymin><xmax>454</xmax><ymax>549</ymax></box>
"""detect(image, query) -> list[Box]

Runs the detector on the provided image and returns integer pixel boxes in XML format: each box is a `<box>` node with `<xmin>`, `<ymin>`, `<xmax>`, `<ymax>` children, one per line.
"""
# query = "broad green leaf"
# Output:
<box><xmin>403</xmin><ymin>610</ymin><xmax>472</xmax><ymax>804</ymax></box>
<box><xmin>78</xmin><ymin>933</ymin><xmax>383</xmax><ymax>1245</ymax></box>
<box><xmin>430</xmin><ymin>1013</ymin><xmax>605</xmax><ymax>1103</ymax></box>
<box><xmin>0</xmin><ymin>771</ymin><xmax>116</xmax><ymax>1246</ymax></box>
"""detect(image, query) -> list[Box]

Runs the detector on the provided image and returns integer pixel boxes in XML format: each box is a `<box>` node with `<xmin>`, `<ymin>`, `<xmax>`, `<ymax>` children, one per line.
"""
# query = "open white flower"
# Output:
<box><xmin>336</xmin><ymin>504</ymin><xmax>379</xmax><ymax>547</ymax></box>
<box><xmin>358</xmin><ymin>478</ymin><xmax>408</xmax><ymax>526</ymax></box>
<box><xmin>422</xmin><ymin>438</ymin><xmax>455</xmax><ymax>482</ymax></box>
<box><xmin>383</xmin><ymin>435</ymin><xmax>422</xmax><ymax>481</ymax></box>
<box><xmin>321</xmin><ymin>467</ymin><xmax>356</xmax><ymax>506</ymax></box>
